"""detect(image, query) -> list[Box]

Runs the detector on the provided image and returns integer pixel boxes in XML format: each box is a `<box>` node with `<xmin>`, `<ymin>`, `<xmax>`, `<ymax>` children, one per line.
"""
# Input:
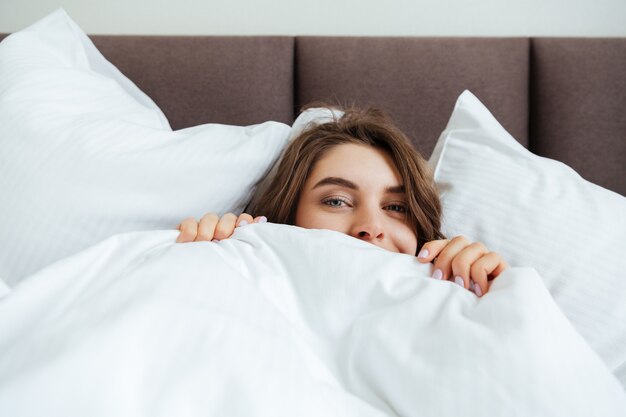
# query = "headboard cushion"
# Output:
<box><xmin>530</xmin><ymin>38</ymin><xmax>626</xmax><ymax>195</ymax></box>
<box><xmin>91</xmin><ymin>36</ymin><xmax>295</xmax><ymax>129</ymax></box>
<box><xmin>295</xmin><ymin>37</ymin><xmax>530</xmax><ymax>157</ymax></box>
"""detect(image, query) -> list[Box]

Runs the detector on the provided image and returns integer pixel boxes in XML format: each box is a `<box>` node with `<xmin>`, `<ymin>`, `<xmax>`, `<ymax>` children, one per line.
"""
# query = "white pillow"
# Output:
<box><xmin>429</xmin><ymin>90</ymin><xmax>626</xmax><ymax>388</ymax></box>
<box><xmin>0</xmin><ymin>9</ymin><xmax>291</xmax><ymax>286</ymax></box>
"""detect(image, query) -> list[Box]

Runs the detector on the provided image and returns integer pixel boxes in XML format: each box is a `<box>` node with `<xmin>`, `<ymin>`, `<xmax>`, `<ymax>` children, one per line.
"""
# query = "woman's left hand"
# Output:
<box><xmin>416</xmin><ymin>236</ymin><xmax>508</xmax><ymax>297</ymax></box>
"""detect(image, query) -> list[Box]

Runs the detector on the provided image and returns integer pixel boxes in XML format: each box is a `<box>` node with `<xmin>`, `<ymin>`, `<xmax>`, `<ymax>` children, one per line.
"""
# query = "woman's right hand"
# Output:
<box><xmin>176</xmin><ymin>212</ymin><xmax>267</xmax><ymax>243</ymax></box>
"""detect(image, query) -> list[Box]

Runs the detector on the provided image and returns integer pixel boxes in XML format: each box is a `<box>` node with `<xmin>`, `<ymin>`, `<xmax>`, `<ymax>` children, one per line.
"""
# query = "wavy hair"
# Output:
<box><xmin>247</xmin><ymin>103</ymin><xmax>445</xmax><ymax>252</ymax></box>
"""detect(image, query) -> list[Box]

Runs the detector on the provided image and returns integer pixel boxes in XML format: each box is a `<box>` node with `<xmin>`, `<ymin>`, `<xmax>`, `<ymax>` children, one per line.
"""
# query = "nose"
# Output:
<box><xmin>350</xmin><ymin>209</ymin><xmax>385</xmax><ymax>243</ymax></box>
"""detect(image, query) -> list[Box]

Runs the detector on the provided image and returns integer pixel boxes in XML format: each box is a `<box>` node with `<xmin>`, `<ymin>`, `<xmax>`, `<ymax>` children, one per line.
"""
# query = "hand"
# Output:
<box><xmin>176</xmin><ymin>212</ymin><xmax>267</xmax><ymax>243</ymax></box>
<box><xmin>416</xmin><ymin>236</ymin><xmax>508</xmax><ymax>297</ymax></box>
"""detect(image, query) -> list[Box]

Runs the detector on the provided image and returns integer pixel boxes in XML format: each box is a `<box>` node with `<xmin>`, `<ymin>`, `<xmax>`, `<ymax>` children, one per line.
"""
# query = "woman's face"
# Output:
<box><xmin>295</xmin><ymin>143</ymin><xmax>418</xmax><ymax>255</ymax></box>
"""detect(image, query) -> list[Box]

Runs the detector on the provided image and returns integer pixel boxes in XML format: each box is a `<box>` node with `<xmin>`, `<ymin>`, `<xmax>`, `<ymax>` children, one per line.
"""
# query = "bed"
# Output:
<box><xmin>0</xmin><ymin>9</ymin><xmax>625</xmax><ymax>417</ymax></box>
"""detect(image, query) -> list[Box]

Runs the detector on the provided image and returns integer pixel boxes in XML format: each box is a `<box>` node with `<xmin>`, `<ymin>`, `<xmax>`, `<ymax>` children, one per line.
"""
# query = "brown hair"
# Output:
<box><xmin>247</xmin><ymin>103</ymin><xmax>445</xmax><ymax>252</ymax></box>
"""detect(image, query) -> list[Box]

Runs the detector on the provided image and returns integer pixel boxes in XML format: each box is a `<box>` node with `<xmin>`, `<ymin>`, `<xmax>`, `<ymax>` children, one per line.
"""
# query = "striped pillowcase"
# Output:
<box><xmin>429</xmin><ymin>90</ymin><xmax>626</xmax><ymax>389</ymax></box>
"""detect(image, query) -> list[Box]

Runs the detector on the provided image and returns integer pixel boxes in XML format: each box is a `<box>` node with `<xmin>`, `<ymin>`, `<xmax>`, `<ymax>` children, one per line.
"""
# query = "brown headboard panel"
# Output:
<box><xmin>91</xmin><ymin>36</ymin><xmax>296</xmax><ymax>128</ymax></box>
<box><xmin>1</xmin><ymin>33</ymin><xmax>624</xmax><ymax>195</ymax></box>
<box><xmin>530</xmin><ymin>38</ymin><xmax>626</xmax><ymax>195</ymax></box>
<box><xmin>295</xmin><ymin>37</ymin><xmax>529</xmax><ymax>158</ymax></box>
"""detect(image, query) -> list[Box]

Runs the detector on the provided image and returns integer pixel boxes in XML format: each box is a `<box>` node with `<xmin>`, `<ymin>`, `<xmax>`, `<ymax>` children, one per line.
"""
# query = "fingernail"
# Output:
<box><xmin>474</xmin><ymin>283</ymin><xmax>483</xmax><ymax>297</ymax></box>
<box><xmin>454</xmin><ymin>276</ymin><xmax>464</xmax><ymax>287</ymax></box>
<box><xmin>469</xmin><ymin>279</ymin><xmax>475</xmax><ymax>291</ymax></box>
<box><xmin>238</xmin><ymin>220</ymin><xmax>249</xmax><ymax>227</ymax></box>
<box><xmin>211</xmin><ymin>239</ymin><xmax>220</xmax><ymax>242</ymax></box>
<box><xmin>417</xmin><ymin>249</ymin><xmax>429</xmax><ymax>259</ymax></box>
<box><xmin>259</xmin><ymin>216</ymin><xmax>267</xmax><ymax>223</ymax></box>
<box><xmin>432</xmin><ymin>269</ymin><xmax>443</xmax><ymax>280</ymax></box>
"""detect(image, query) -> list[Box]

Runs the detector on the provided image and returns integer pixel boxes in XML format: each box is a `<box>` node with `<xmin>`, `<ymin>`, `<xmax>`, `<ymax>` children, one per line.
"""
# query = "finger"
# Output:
<box><xmin>470</xmin><ymin>252</ymin><xmax>509</xmax><ymax>297</ymax></box>
<box><xmin>236</xmin><ymin>213</ymin><xmax>254</xmax><ymax>227</ymax></box>
<box><xmin>176</xmin><ymin>217</ymin><xmax>198</xmax><ymax>243</ymax></box>
<box><xmin>196</xmin><ymin>213</ymin><xmax>220</xmax><ymax>241</ymax></box>
<box><xmin>450</xmin><ymin>241</ymin><xmax>488</xmax><ymax>290</ymax></box>
<box><xmin>253</xmin><ymin>215</ymin><xmax>268</xmax><ymax>224</ymax></box>
<box><xmin>416</xmin><ymin>239</ymin><xmax>450</xmax><ymax>263</ymax></box>
<box><xmin>431</xmin><ymin>235</ymin><xmax>470</xmax><ymax>285</ymax></box>
<box><xmin>213</xmin><ymin>213</ymin><xmax>238</xmax><ymax>240</ymax></box>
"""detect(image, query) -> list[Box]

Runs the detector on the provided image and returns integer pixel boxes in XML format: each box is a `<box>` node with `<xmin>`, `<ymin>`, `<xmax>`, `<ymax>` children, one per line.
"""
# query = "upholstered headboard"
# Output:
<box><xmin>2</xmin><ymin>34</ymin><xmax>624</xmax><ymax>195</ymax></box>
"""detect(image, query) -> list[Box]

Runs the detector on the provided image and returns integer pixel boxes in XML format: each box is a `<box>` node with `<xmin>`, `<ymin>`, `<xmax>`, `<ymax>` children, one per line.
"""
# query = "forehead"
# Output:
<box><xmin>309</xmin><ymin>143</ymin><xmax>402</xmax><ymax>186</ymax></box>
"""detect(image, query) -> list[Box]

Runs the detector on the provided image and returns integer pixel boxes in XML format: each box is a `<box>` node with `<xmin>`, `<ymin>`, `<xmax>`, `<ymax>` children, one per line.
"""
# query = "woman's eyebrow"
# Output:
<box><xmin>385</xmin><ymin>185</ymin><xmax>405</xmax><ymax>194</ymax></box>
<box><xmin>313</xmin><ymin>177</ymin><xmax>358</xmax><ymax>190</ymax></box>
<box><xmin>312</xmin><ymin>177</ymin><xmax>405</xmax><ymax>194</ymax></box>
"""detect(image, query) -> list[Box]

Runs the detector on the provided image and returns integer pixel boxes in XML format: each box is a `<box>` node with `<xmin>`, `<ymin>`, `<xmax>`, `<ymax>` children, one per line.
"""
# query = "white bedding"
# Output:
<box><xmin>0</xmin><ymin>224</ymin><xmax>624</xmax><ymax>416</ymax></box>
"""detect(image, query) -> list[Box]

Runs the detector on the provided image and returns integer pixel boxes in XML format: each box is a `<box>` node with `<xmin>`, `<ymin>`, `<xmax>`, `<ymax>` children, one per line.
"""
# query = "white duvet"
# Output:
<box><xmin>0</xmin><ymin>223</ymin><xmax>624</xmax><ymax>416</ymax></box>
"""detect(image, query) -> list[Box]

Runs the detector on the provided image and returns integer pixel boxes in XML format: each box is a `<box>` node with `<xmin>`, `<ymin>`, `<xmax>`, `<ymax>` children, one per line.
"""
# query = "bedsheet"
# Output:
<box><xmin>0</xmin><ymin>223</ymin><xmax>624</xmax><ymax>416</ymax></box>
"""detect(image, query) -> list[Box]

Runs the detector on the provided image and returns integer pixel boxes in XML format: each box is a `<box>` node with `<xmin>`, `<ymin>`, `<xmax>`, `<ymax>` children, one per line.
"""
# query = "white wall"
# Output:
<box><xmin>1</xmin><ymin>0</ymin><xmax>625</xmax><ymax>36</ymax></box>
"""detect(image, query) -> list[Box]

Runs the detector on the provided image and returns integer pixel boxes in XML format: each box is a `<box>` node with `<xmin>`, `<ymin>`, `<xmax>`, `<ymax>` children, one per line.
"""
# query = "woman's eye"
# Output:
<box><xmin>323</xmin><ymin>198</ymin><xmax>348</xmax><ymax>208</ymax></box>
<box><xmin>386</xmin><ymin>204</ymin><xmax>407</xmax><ymax>213</ymax></box>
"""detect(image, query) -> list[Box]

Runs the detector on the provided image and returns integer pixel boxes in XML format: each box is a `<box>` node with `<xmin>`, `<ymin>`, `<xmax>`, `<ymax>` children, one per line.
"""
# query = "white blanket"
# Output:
<box><xmin>0</xmin><ymin>224</ymin><xmax>624</xmax><ymax>416</ymax></box>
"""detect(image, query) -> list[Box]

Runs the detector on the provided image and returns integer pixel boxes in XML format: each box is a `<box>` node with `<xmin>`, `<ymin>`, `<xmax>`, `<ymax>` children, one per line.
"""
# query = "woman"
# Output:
<box><xmin>176</xmin><ymin>105</ymin><xmax>508</xmax><ymax>297</ymax></box>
